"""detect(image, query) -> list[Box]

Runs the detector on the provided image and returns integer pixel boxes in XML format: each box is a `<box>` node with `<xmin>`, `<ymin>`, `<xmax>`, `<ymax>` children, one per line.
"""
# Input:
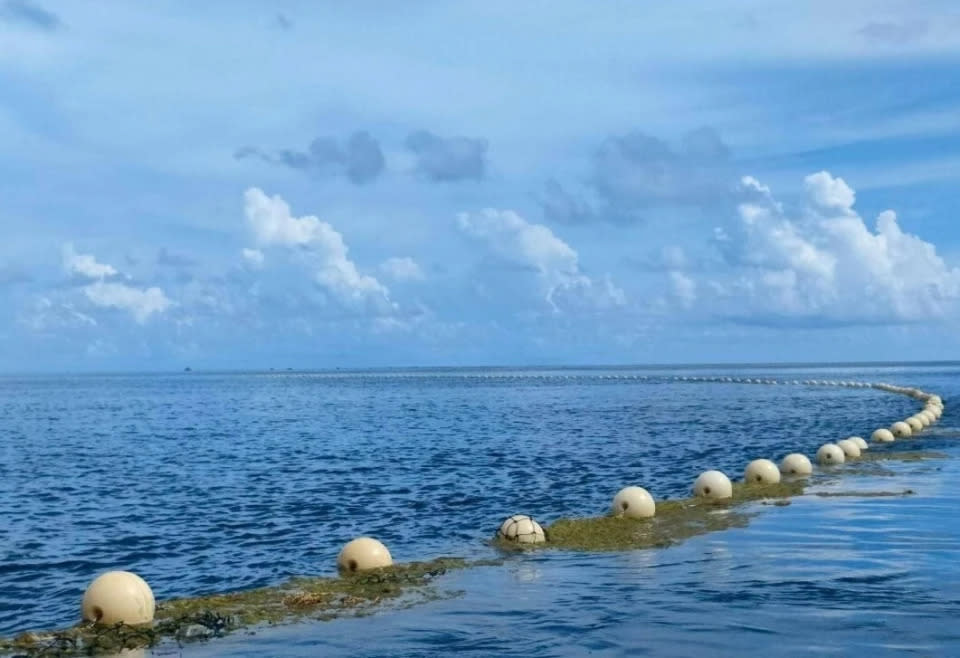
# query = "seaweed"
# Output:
<box><xmin>542</xmin><ymin>480</ymin><xmax>806</xmax><ymax>552</ymax></box>
<box><xmin>0</xmin><ymin>558</ymin><xmax>484</xmax><ymax>657</ymax></box>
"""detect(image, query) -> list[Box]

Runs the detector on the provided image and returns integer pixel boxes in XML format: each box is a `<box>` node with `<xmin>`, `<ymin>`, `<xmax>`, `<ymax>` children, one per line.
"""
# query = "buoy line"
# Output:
<box><xmin>0</xmin><ymin>378</ymin><xmax>947</xmax><ymax>656</ymax></box>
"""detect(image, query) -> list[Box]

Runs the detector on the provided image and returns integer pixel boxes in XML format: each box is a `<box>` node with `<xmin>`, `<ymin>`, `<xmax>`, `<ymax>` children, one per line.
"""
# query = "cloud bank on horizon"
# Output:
<box><xmin>2</xmin><ymin>1</ymin><xmax>960</xmax><ymax>370</ymax></box>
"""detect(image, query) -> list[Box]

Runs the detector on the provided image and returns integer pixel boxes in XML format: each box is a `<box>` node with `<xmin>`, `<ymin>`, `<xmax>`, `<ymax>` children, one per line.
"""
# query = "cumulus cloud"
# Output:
<box><xmin>709</xmin><ymin>171</ymin><xmax>960</xmax><ymax>324</ymax></box>
<box><xmin>405</xmin><ymin>130</ymin><xmax>487</xmax><ymax>182</ymax></box>
<box><xmin>0</xmin><ymin>0</ymin><xmax>61</xmax><ymax>31</ymax></box>
<box><xmin>62</xmin><ymin>244</ymin><xmax>118</xmax><ymax>279</ymax></box>
<box><xmin>236</xmin><ymin>131</ymin><xmax>384</xmax><ymax>185</ymax></box>
<box><xmin>543</xmin><ymin>127</ymin><xmax>734</xmax><ymax>224</ymax></box>
<box><xmin>59</xmin><ymin>244</ymin><xmax>173</xmax><ymax>323</ymax></box>
<box><xmin>380</xmin><ymin>256</ymin><xmax>424</xmax><ymax>282</ymax></box>
<box><xmin>243</xmin><ymin>187</ymin><xmax>394</xmax><ymax>313</ymax></box>
<box><xmin>83</xmin><ymin>281</ymin><xmax>172</xmax><ymax>324</ymax></box>
<box><xmin>457</xmin><ymin>208</ymin><xmax>625</xmax><ymax>311</ymax></box>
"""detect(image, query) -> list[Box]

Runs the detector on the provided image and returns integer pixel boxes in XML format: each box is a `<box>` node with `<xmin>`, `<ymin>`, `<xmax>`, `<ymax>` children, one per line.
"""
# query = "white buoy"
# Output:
<box><xmin>849</xmin><ymin>436</ymin><xmax>868</xmax><ymax>451</ymax></box>
<box><xmin>905</xmin><ymin>416</ymin><xmax>924</xmax><ymax>433</ymax></box>
<box><xmin>692</xmin><ymin>470</ymin><xmax>733</xmax><ymax>500</ymax></box>
<box><xmin>496</xmin><ymin>514</ymin><xmax>546</xmax><ymax>544</ymax></box>
<box><xmin>891</xmin><ymin>421</ymin><xmax>913</xmax><ymax>438</ymax></box>
<box><xmin>337</xmin><ymin>537</ymin><xmax>393</xmax><ymax>572</ymax></box>
<box><xmin>816</xmin><ymin>443</ymin><xmax>846</xmax><ymax>465</ymax></box>
<box><xmin>81</xmin><ymin>571</ymin><xmax>155</xmax><ymax>626</ymax></box>
<box><xmin>836</xmin><ymin>439</ymin><xmax>862</xmax><ymax>459</ymax></box>
<box><xmin>918</xmin><ymin>410</ymin><xmax>935</xmax><ymax>424</ymax></box>
<box><xmin>779</xmin><ymin>453</ymin><xmax>813</xmax><ymax>476</ymax></box>
<box><xmin>744</xmin><ymin>459</ymin><xmax>781</xmax><ymax>484</ymax></box>
<box><xmin>611</xmin><ymin>486</ymin><xmax>656</xmax><ymax>519</ymax></box>
<box><xmin>872</xmin><ymin>428</ymin><xmax>895</xmax><ymax>443</ymax></box>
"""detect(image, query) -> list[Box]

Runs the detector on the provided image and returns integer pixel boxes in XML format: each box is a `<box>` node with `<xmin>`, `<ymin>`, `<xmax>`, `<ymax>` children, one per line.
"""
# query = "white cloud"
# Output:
<box><xmin>670</xmin><ymin>271</ymin><xmax>697</xmax><ymax>308</ymax></box>
<box><xmin>804</xmin><ymin>170</ymin><xmax>855</xmax><ymax>212</ymax></box>
<box><xmin>457</xmin><ymin>208</ymin><xmax>625</xmax><ymax>311</ymax></box>
<box><xmin>714</xmin><ymin>172</ymin><xmax>960</xmax><ymax>324</ymax></box>
<box><xmin>62</xmin><ymin>243</ymin><xmax>117</xmax><ymax>279</ymax></box>
<box><xmin>243</xmin><ymin>188</ymin><xmax>393</xmax><ymax>313</ymax></box>
<box><xmin>380</xmin><ymin>256</ymin><xmax>424</xmax><ymax>282</ymax></box>
<box><xmin>83</xmin><ymin>281</ymin><xmax>173</xmax><ymax>323</ymax></box>
<box><xmin>242</xmin><ymin>247</ymin><xmax>264</xmax><ymax>268</ymax></box>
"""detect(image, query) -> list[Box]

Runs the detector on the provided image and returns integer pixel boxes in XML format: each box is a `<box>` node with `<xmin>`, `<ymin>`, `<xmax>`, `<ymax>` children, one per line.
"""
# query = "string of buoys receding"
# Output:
<box><xmin>72</xmin><ymin>376</ymin><xmax>945</xmax><ymax>630</ymax></box>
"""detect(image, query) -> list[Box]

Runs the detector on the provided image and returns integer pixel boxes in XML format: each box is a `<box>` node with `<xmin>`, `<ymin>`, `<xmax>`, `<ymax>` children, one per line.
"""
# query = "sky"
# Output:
<box><xmin>2</xmin><ymin>0</ymin><xmax>960</xmax><ymax>372</ymax></box>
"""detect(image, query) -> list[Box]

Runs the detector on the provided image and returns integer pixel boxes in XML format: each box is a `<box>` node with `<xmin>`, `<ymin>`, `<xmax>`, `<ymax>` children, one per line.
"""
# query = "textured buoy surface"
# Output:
<box><xmin>337</xmin><ymin>537</ymin><xmax>393</xmax><ymax>573</ymax></box>
<box><xmin>872</xmin><ymin>428</ymin><xmax>895</xmax><ymax>443</ymax></box>
<box><xmin>779</xmin><ymin>453</ymin><xmax>812</xmax><ymax>476</ymax></box>
<box><xmin>496</xmin><ymin>514</ymin><xmax>546</xmax><ymax>544</ymax></box>
<box><xmin>849</xmin><ymin>436</ymin><xmax>868</xmax><ymax>451</ymax></box>
<box><xmin>891</xmin><ymin>421</ymin><xmax>913</xmax><ymax>438</ymax></box>
<box><xmin>81</xmin><ymin>571</ymin><xmax>155</xmax><ymax>626</ymax></box>
<box><xmin>693</xmin><ymin>470</ymin><xmax>733</xmax><ymax>499</ymax></box>
<box><xmin>836</xmin><ymin>439</ymin><xmax>861</xmax><ymax>459</ymax></box>
<box><xmin>744</xmin><ymin>459</ymin><xmax>781</xmax><ymax>484</ymax></box>
<box><xmin>611</xmin><ymin>486</ymin><xmax>656</xmax><ymax>519</ymax></box>
<box><xmin>905</xmin><ymin>417</ymin><xmax>923</xmax><ymax>433</ymax></box>
<box><xmin>816</xmin><ymin>443</ymin><xmax>845</xmax><ymax>465</ymax></box>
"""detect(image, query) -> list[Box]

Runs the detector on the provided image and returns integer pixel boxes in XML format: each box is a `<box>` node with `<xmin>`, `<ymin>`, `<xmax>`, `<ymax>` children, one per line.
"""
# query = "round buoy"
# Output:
<box><xmin>693</xmin><ymin>470</ymin><xmax>733</xmax><ymax>499</ymax></box>
<box><xmin>849</xmin><ymin>436</ymin><xmax>868</xmax><ymax>451</ymax></box>
<box><xmin>872</xmin><ymin>428</ymin><xmax>895</xmax><ymax>443</ymax></box>
<box><xmin>891</xmin><ymin>421</ymin><xmax>912</xmax><ymax>438</ymax></box>
<box><xmin>816</xmin><ymin>443</ymin><xmax>846</xmax><ymax>465</ymax></box>
<box><xmin>836</xmin><ymin>439</ymin><xmax>861</xmax><ymax>459</ymax></box>
<box><xmin>905</xmin><ymin>416</ymin><xmax>923</xmax><ymax>433</ymax></box>
<box><xmin>496</xmin><ymin>514</ymin><xmax>546</xmax><ymax>544</ymax></box>
<box><xmin>81</xmin><ymin>571</ymin><xmax>155</xmax><ymax>626</ymax></box>
<box><xmin>611</xmin><ymin>486</ymin><xmax>656</xmax><ymax>519</ymax></box>
<box><xmin>779</xmin><ymin>453</ymin><xmax>813</xmax><ymax>476</ymax></box>
<box><xmin>337</xmin><ymin>537</ymin><xmax>393</xmax><ymax>573</ymax></box>
<box><xmin>744</xmin><ymin>459</ymin><xmax>781</xmax><ymax>484</ymax></box>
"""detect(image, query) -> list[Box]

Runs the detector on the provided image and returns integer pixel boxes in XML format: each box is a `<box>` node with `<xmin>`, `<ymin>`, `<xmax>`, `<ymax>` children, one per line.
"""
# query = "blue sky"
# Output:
<box><xmin>2</xmin><ymin>0</ymin><xmax>960</xmax><ymax>371</ymax></box>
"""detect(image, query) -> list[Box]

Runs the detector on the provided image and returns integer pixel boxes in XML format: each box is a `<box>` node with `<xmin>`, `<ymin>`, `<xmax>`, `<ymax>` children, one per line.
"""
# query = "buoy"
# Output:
<box><xmin>905</xmin><ymin>417</ymin><xmax>923</xmax><ymax>433</ymax></box>
<box><xmin>496</xmin><ymin>514</ymin><xmax>546</xmax><ymax>544</ymax></box>
<box><xmin>816</xmin><ymin>443</ymin><xmax>845</xmax><ymax>465</ymax></box>
<box><xmin>744</xmin><ymin>459</ymin><xmax>781</xmax><ymax>484</ymax></box>
<box><xmin>849</xmin><ymin>436</ymin><xmax>868</xmax><ymax>451</ymax></box>
<box><xmin>81</xmin><ymin>571</ymin><xmax>155</xmax><ymax>626</ymax></box>
<box><xmin>891</xmin><ymin>421</ymin><xmax>912</xmax><ymax>438</ymax></box>
<box><xmin>337</xmin><ymin>537</ymin><xmax>393</xmax><ymax>573</ymax></box>
<box><xmin>872</xmin><ymin>428</ymin><xmax>895</xmax><ymax>443</ymax></box>
<box><xmin>611</xmin><ymin>486</ymin><xmax>656</xmax><ymax>519</ymax></box>
<box><xmin>779</xmin><ymin>453</ymin><xmax>813</xmax><ymax>476</ymax></box>
<box><xmin>836</xmin><ymin>439</ymin><xmax>861</xmax><ymax>459</ymax></box>
<box><xmin>693</xmin><ymin>470</ymin><xmax>733</xmax><ymax>499</ymax></box>
<box><xmin>918</xmin><ymin>410</ymin><xmax>935</xmax><ymax>424</ymax></box>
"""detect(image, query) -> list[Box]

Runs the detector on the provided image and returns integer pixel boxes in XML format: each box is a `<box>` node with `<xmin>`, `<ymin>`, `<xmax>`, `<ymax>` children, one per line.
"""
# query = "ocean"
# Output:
<box><xmin>1</xmin><ymin>364</ymin><xmax>958</xmax><ymax>656</ymax></box>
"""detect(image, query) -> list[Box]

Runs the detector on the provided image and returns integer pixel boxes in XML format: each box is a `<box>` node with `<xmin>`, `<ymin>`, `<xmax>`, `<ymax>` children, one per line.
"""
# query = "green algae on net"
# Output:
<box><xmin>542</xmin><ymin>480</ymin><xmax>806</xmax><ymax>552</ymax></box>
<box><xmin>0</xmin><ymin>558</ymin><xmax>487</xmax><ymax>657</ymax></box>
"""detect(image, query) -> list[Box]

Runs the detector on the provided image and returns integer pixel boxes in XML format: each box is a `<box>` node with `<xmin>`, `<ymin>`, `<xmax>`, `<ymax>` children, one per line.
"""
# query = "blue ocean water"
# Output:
<box><xmin>0</xmin><ymin>364</ymin><xmax>958</xmax><ymax>656</ymax></box>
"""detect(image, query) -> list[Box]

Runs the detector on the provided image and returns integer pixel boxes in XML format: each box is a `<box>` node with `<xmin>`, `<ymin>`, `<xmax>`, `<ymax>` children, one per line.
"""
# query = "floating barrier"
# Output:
<box><xmin>693</xmin><ymin>470</ymin><xmax>733</xmax><ymax>499</ymax></box>
<box><xmin>337</xmin><ymin>537</ymin><xmax>393</xmax><ymax>573</ymax></box>
<box><xmin>611</xmin><ymin>486</ymin><xmax>656</xmax><ymax>519</ymax></box>
<box><xmin>1</xmin><ymin>377</ymin><xmax>947</xmax><ymax>657</ymax></box>
<box><xmin>817</xmin><ymin>443</ymin><xmax>846</xmax><ymax>465</ymax></box>
<box><xmin>744</xmin><ymin>459</ymin><xmax>781</xmax><ymax>484</ymax></box>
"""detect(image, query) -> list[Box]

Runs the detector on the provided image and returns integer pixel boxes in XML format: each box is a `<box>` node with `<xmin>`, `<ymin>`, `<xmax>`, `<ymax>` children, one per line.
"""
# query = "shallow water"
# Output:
<box><xmin>0</xmin><ymin>364</ymin><xmax>957</xmax><ymax>655</ymax></box>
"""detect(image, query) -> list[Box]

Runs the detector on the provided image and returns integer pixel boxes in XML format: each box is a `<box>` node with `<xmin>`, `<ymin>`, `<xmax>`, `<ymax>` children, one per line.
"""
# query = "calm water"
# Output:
<box><xmin>1</xmin><ymin>364</ymin><xmax>958</xmax><ymax>656</ymax></box>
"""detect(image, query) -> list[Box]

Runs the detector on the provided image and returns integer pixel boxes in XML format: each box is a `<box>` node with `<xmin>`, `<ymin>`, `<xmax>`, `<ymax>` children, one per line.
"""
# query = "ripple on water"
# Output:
<box><xmin>0</xmin><ymin>366</ymin><xmax>957</xmax><ymax>656</ymax></box>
